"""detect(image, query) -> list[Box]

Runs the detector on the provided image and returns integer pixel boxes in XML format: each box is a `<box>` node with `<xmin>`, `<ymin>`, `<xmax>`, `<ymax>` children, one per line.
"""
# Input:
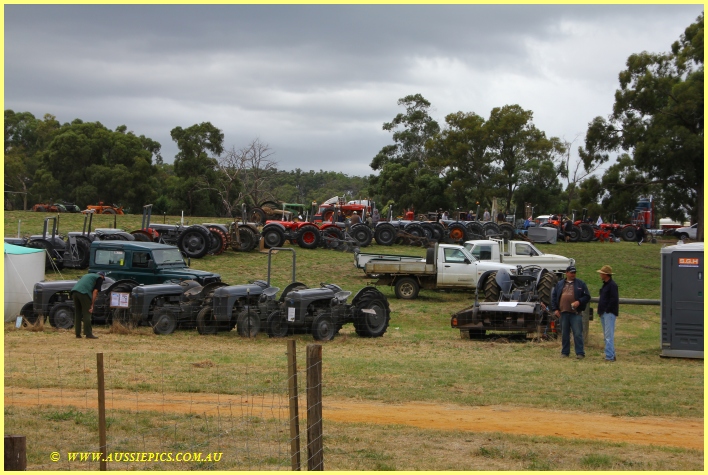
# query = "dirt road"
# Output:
<box><xmin>5</xmin><ymin>387</ymin><xmax>703</xmax><ymax>451</ymax></box>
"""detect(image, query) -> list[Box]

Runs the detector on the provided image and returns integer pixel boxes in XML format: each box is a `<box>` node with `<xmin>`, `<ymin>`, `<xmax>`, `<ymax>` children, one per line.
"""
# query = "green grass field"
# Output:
<box><xmin>3</xmin><ymin>211</ymin><xmax>703</xmax><ymax>470</ymax></box>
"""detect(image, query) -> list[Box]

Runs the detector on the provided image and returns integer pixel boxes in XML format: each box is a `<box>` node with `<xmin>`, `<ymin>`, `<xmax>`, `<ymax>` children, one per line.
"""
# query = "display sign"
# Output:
<box><xmin>678</xmin><ymin>257</ymin><xmax>700</xmax><ymax>268</ymax></box>
<box><xmin>110</xmin><ymin>292</ymin><xmax>130</xmax><ymax>308</ymax></box>
<box><xmin>287</xmin><ymin>307</ymin><xmax>296</xmax><ymax>322</ymax></box>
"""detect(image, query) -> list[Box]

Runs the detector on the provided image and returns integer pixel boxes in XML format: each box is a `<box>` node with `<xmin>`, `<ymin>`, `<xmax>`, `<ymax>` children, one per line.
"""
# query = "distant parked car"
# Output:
<box><xmin>675</xmin><ymin>223</ymin><xmax>697</xmax><ymax>240</ymax></box>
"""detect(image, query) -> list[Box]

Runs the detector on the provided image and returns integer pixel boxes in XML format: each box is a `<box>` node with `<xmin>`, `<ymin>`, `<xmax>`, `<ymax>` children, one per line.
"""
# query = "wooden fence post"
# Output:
<box><xmin>306</xmin><ymin>344</ymin><xmax>323</xmax><ymax>471</ymax></box>
<box><xmin>4</xmin><ymin>435</ymin><xmax>26</xmax><ymax>471</ymax></box>
<box><xmin>96</xmin><ymin>353</ymin><xmax>107</xmax><ymax>471</ymax></box>
<box><xmin>287</xmin><ymin>340</ymin><xmax>301</xmax><ymax>471</ymax></box>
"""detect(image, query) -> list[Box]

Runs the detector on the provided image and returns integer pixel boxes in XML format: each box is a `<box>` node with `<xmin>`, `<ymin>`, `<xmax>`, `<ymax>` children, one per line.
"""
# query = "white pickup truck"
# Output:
<box><xmin>463</xmin><ymin>238</ymin><xmax>574</xmax><ymax>278</ymax></box>
<box><xmin>356</xmin><ymin>244</ymin><xmax>518</xmax><ymax>299</ymax></box>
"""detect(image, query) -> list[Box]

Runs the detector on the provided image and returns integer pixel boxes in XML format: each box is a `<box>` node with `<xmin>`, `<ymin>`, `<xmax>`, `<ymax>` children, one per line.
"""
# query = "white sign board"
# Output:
<box><xmin>110</xmin><ymin>292</ymin><xmax>130</xmax><ymax>308</ymax></box>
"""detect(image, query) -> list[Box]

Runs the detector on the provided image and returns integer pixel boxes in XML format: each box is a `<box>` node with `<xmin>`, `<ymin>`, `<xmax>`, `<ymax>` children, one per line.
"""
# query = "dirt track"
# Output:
<box><xmin>5</xmin><ymin>387</ymin><xmax>703</xmax><ymax>451</ymax></box>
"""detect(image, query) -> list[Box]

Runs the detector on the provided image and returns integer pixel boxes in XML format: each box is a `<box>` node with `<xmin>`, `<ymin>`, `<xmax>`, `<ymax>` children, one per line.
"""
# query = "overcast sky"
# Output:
<box><xmin>5</xmin><ymin>4</ymin><xmax>703</xmax><ymax>176</ymax></box>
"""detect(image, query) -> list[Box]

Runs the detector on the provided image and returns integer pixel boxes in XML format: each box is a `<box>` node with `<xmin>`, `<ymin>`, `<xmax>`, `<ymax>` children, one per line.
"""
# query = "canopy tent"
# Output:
<box><xmin>4</xmin><ymin>243</ymin><xmax>45</xmax><ymax>322</ymax></box>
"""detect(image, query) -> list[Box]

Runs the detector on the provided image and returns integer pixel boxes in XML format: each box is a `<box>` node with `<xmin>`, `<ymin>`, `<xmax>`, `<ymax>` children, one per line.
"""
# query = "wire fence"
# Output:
<box><xmin>4</xmin><ymin>341</ymin><xmax>322</xmax><ymax>470</ymax></box>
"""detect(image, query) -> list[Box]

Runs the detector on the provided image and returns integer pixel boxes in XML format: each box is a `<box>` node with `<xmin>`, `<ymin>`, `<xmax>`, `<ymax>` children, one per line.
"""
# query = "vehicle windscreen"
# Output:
<box><xmin>153</xmin><ymin>249</ymin><xmax>185</xmax><ymax>265</ymax></box>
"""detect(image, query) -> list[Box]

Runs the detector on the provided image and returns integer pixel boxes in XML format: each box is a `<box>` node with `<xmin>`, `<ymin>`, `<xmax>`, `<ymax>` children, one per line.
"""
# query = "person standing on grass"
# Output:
<box><xmin>483</xmin><ymin>209</ymin><xmax>491</xmax><ymax>221</ymax></box>
<box><xmin>550</xmin><ymin>266</ymin><xmax>591</xmax><ymax>359</ymax></box>
<box><xmin>70</xmin><ymin>271</ymin><xmax>106</xmax><ymax>339</ymax></box>
<box><xmin>636</xmin><ymin>225</ymin><xmax>646</xmax><ymax>245</ymax></box>
<box><xmin>596</xmin><ymin>265</ymin><xmax>619</xmax><ymax>362</ymax></box>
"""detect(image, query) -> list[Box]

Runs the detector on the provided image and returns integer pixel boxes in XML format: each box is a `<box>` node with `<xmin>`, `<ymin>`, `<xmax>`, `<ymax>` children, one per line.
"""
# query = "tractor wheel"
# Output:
<box><xmin>249</xmin><ymin>207</ymin><xmax>266</xmax><ymax>225</ymax></box>
<box><xmin>448</xmin><ymin>223</ymin><xmax>468</xmax><ymax>243</ymax></box>
<box><xmin>262</xmin><ymin>225</ymin><xmax>286</xmax><ymax>249</ymax></box>
<box><xmin>206</xmin><ymin>226</ymin><xmax>228</xmax><ymax>255</ymax></box>
<box><xmin>266</xmin><ymin>311</ymin><xmax>289</xmax><ymax>338</ymax></box>
<box><xmin>579</xmin><ymin>223</ymin><xmax>594</xmax><ymax>242</ymax></box>
<box><xmin>483</xmin><ymin>222</ymin><xmax>501</xmax><ymax>237</ymax></box>
<box><xmin>177</xmin><ymin>225</ymin><xmax>210</xmax><ymax>259</ymax></box>
<box><xmin>26</xmin><ymin>239</ymin><xmax>59</xmax><ymax>271</ymax></box>
<box><xmin>566</xmin><ymin>225</ymin><xmax>581</xmax><ymax>242</ymax></box>
<box><xmin>483</xmin><ymin>272</ymin><xmax>500</xmax><ymax>302</ymax></box>
<box><xmin>465</xmin><ymin>221</ymin><xmax>485</xmax><ymax>238</ymax></box>
<box><xmin>259</xmin><ymin>200</ymin><xmax>280</xmax><ymax>211</ymax></box>
<box><xmin>353</xmin><ymin>289</ymin><xmax>390</xmax><ymax>338</ymax></box>
<box><xmin>351</xmin><ymin>224</ymin><xmax>373</xmax><ymax>247</ymax></box>
<box><xmin>430</xmin><ymin>223</ymin><xmax>445</xmax><ymax>241</ymax></box>
<box><xmin>297</xmin><ymin>224</ymin><xmax>321</xmax><ymax>249</ymax></box>
<box><xmin>131</xmin><ymin>231</ymin><xmax>153</xmax><ymax>242</ymax></box>
<box><xmin>322</xmin><ymin>210</ymin><xmax>335</xmax><ymax>223</ymax></box>
<box><xmin>152</xmin><ymin>308</ymin><xmax>177</xmax><ymax>335</ymax></box>
<box><xmin>232</xmin><ymin>226</ymin><xmax>256</xmax><ymax>252</ymax></box>
<box><xmin>311</xmin><ymin>312</ymin><xmax>336</xmax><ymax>341</ymax></box>
<box><xmin>74</xmin><ymin>237</ymin><xmax>91</xmax><ymax>269</ymax></box>
<box><xmin>419</xmin><ymin>223</ymin><xmax>434</xmax><ymax>240</ymax></box>
<box><xmin>537</xmin><ymin>272</ymin><xmax>557</xmax><ymax>308</ymax></box>
<box><xmin>236</xmin><ymin>310</ymin><xmax>260</xmax><ymax>338</ymax></box>
<box><xmin>49</xmin><ymin>303</ymin><xmax>74</xmax><ymax>329</ymax></box>
<box><xmin>621</xmin><ymin>226</ymin><xmax>638</xmax><ymax>241</ymax></box>
<box><xmin>102</xmin><ymin>208</ymin><xmax>116</xmax><ymax>214</ymax></box>
<box><xmin>374</xmin><ymin>223</ymin><xmax>396</xmax><ymax>246</ymax></box>
<box><xmin>394</xmin><ymin>277</ymin><xmax>419</xmax><ymax>300</ymax></box>
<box><xmin>404</xmin><ymin>223</ymin><xmax>426</xmax><ymax>239</ymax></box>
<box><xmin>196</xmin><ymin>307</ymin><xmax>220</xmax><ymax>335</ymax></box>
<box><xmin>499</xmin><ymin>223</ymin><xmax>515</xmax><ymax>241</ymax></box>
<box><xmin>321</xmin><ymin>227</ymin><xmax>343</xmax><ymax>249</ymax></box>
<box><xmin>20</xmin><ymin>301</ymin><xmax>39</xmax><ymax>325</ymax></box>
<box><xmin>36</xmin><ymin>206</ymin><xmax>46</xmax><ymax>212</ymax></box>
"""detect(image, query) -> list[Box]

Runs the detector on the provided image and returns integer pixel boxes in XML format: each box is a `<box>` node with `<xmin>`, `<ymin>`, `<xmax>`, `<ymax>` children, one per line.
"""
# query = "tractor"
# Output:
<box><xmin>85</xmin><ymin>202</ymin><xmax>125</xmax><ymax>215</ymax></box>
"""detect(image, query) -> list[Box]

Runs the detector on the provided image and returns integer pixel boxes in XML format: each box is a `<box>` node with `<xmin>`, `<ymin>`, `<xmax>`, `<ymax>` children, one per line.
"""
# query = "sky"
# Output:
<box><xmin>4</xmin><ymin>4</ymin><xmax>703</xmax><ymax>177</ymax></box>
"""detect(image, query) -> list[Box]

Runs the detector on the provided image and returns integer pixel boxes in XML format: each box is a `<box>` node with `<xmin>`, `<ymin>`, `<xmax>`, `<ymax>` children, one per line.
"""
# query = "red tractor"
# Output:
<box><xmin>313</xmin><ymin>196</ymin><xmax>373</xmax><ymax>223</ymax></box>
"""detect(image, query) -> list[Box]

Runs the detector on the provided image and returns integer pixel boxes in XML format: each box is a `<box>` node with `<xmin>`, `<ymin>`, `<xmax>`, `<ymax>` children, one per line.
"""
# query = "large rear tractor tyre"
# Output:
<box><xmin>394</xmin><ymin>277</ymin><xmax>420</xmax><ymax>300</ymax></box>
<box><xmin>321</xmin><ymin>227</ymin><xmax>343</xmax><ymax>249</ymax></box>
<box><xmin>152</xmin><ymin>308</ymin><xmax>178</xmax><ymax>335</ymax></box>
<box><xmin>236</xmin><ymin>310</ymin><xmax>261</xmax><ymax>338</ymax></box>
<box><xmin>579</xmin><ymin>223</ymin><xmax>594</xmax><ymax>242</ymax></box>
<box><xmin>49</xmin><ymin>303</ymin><xmax>74</xmax><ymax>329</ymax></box>
<box><xmin>419</xmin><ymin>223</ymin><xmax>434</xmax><ymax>240</ymax></box>
<box><xmin>235</xmin><ymin>226</ymin><xmax>258</xmax><ymax>252</ymax></box>
<box><xmin>297</xmin><ymin>224</ymin><xmax>321</xmax><ymax>249</ymax></box>
<box><xmin>448</xmin><ymin>223</ymin><xmax>468</xmax><ymax>243</ymax></box>
<box><xmin>177</xmin><ymin>226</ymin><xmax>211</xmax><ymax>259</ymax></box>
<box><xmin>20</xmin><ymin>301</ymin><xmax>39</xmax><ymax>325</ymax></box>
<box><xmin>621</xmin><ymin>226</ymin><xmax>638</xmax><ymax>242</ymax></box>
<box><xmin>74</xmin><ymin>237</ymin><xmax>91</xmax><ymax>269</ymax></box>
<box><xmin>566</xmin><ymin>225</ymin><xmax>581</xmax><ymax>242</ymax></box>
<box><xmin>351</xmin><ymin>224</ymin><xmax>373</xmax><ymax>247</ymax></box>
<box><xmin>311</xmin><ymin>312</ymin><xmax>336</xmax><ymax>341</ymax></box>
<box><xmin>483</xmin><ymin>272</ymin><xmax>500</xmax><ymax>302</ymax></box>
<box><xmin>404</xmin><ymin>223</ymin><xmax>426</xmax><ymax>239</ymax></box>
<box><xmin>262</xmin><ymin>225</ymin><xmax>286</xmax><ymax>249</ymax></box>
<box><xmin>196</xmin><ymin>307</ymin><xmax>219</xmax><ymax>335</ymax></box>
<box><xmin>465</xmin><ymin>221</ymin><xmax>485</xmax><ymax>239</ymax></box>
<box><xmin>102</xmin><ymin>208</ymin><xmax>116</xmax><ymax>214</ymax></box>
<box><xmin>249</xmin><ymin>207</ymin><xmax>267</xmax><ymax>225</ymax></box>
<box><xmin>206</xmin><ymin>226</ymin><xmax>228</xmax><ymax>255</ymax></box>
<box><xmin>131</xmin><ymin>231</ymin><xmax>153</xmax><ymax>242</ymax></box>
<box><xmin>537</xmin><ymin>272</ymin><xmax>557</xmax><ymax>308</ymax></box>
<box><xmin>266</xmin><ymin>311</ymin><xmax>289</xmax><ymax>338</ymax></box>
<box><xmin>430</xmin><ymin>223</ymin><xmax>445</xmax><ymax>241</ymax></box>
<box><xmin>499</xmin><ymin>223</ymin><xmax>515</xmax><ymax>241</ymax></box>
<box><xmin>482</xmin><ymin>222</ymin><xmax>501</xmax><ymax>237</ymax></box>
<box><xmin>353</xmin><ymin>290</ymin><xmax>390</xmax><ymax>337</ymax></box>
<box><xmin>374</xmin><ymin>223</ymin><xmax>396</xmax><ymax>246</ymax></box>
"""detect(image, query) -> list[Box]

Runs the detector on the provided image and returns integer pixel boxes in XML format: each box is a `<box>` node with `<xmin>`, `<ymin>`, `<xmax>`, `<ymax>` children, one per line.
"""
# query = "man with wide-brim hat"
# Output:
<box><xmin>550</xmin><ymin>265</ymin><xmax>591</xmax><ymax>359</ymax></box>
<box><xmin>596</xmin><ymin>265</ymin><xmax>619</xmax><ymax>361</ymax></box>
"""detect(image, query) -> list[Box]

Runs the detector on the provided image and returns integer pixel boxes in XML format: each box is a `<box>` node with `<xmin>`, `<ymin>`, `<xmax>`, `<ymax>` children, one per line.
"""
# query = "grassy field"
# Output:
<box><xmin>3</xmin><ymin>211</ymin><xmax>704</xmax><ymax>470</ymax></box>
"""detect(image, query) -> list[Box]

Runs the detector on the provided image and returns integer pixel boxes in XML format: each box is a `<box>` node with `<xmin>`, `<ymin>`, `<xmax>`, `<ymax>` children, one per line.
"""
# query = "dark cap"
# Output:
<box><xmin>566</xmin><ymin>266</ymin><xmax>577</xmax><ymax>273</ymax></box>
<box><xmin>97</xmin><ymin>271</ymin><xmax>106</xmax><ymax>277</ymax></box>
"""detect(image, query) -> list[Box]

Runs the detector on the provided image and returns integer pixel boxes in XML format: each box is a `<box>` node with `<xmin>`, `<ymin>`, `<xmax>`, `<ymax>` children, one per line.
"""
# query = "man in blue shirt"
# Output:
<box><xmin>596</xmin><ymin>265</ymin><xmax>619</xmax><ymax>361</ymax></box>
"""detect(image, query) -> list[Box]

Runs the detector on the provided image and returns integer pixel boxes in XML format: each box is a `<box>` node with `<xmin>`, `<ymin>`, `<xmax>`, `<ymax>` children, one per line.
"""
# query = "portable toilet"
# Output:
<box><xmin>660</xmin><ymin>241</ymin><xmax>703</xmax><ymax>358</ymax></box>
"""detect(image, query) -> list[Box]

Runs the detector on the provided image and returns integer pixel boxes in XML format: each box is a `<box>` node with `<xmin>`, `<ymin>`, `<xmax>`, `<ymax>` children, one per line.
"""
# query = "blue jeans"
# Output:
<box><xmin>560</xmin><ymin>312</ymin><xmax>584</xmax><ymax>356</ymax></box>
<box><xmin>600</xmin><ymin>313</ymin><xmax>616</xmax><ymax>360</ymax></box>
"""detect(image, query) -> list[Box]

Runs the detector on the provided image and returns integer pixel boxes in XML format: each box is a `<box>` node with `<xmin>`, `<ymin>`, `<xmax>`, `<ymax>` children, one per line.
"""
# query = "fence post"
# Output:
<box><xmin>96</xmin><ymin>353</ymin><xmax>107</xmax><ymax>471</ymax></box>
<box><xmin>4</xmin><ymin>435</ymin><xmax>26</xmax><ymax>470</ymax></box>
<box><xmin>287</xmin><ymin>340</ymin><xmax>301</xmax><ymax>471</ymax></box>
<box><xmin>306</xmin><ymin>344</ymin><xmax>323</xmax><ymax>471</ymax></box>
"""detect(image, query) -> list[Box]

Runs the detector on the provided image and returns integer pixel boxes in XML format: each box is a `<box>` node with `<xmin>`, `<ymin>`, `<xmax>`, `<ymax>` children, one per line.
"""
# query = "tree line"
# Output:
<box><xmin>5</xmin><ymin>13</ymin><xmax>702</xmax><ymax>237</ymax></box>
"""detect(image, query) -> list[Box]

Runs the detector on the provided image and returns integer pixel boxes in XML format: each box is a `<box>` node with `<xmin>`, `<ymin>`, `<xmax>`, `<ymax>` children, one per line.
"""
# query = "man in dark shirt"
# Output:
<box><xmin>70</xmin><ymin>271</ymin><xmax>105</xmax><ymax>339</ymax></box>
<box><xmin>550</xmin><ymin>266</ymin><xmax>591</xmax><ymax>359</ymax></box>
<box><xmin>596</xmin><ymin>265</ymin><xmax>619</xmax><ymax>361</ymax></box>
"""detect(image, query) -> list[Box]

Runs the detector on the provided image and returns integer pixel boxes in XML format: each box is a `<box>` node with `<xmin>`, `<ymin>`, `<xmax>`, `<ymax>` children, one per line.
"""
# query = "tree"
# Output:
<box><xmin>170</xmin><ymin>122</ymin><xmax>224</xmax><ymax>216</ymax></box>
<box><xmin>583</xmin><ymin>13</ymin><xmax>703</xmax><ymax>239</ymax></box>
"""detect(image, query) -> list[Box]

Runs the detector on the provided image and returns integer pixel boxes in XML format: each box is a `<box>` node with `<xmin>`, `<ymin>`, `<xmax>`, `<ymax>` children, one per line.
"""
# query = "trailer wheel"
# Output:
<box><xmin>177</xmin><ymin>225</ymin><xmax>210</xmax><ymax>259</ymax></box>
<box><xmin>266</xmin><ymin>311</ymin><xmax>289</xmax><ymax>338</ymax></box>
<box><xmin>152</xmin><ymin>308</ymin><xmax>177</xmax><ymax>335</ymax></box>
<box><xmin>353</xmin><ymin>290</ymin><xmax>390</xmax><ymax>337</ymax></box>
<box><xmin>394</xmin><ymin>277</ymin><xmax>419</xmax><ymax>300</ymax></box>
<box><xmin>49</xmin><ymin>303</ymin><xmax>74</xmax><ymax>329</ymax></box>
<box><xmin>297</xmin><ymin>224</ymin><xmax>321</xmax><ymax>249</ymax></box>
<box><xmin>262</xmin><ymin>225</ymin><xmax>286</xmax><ymax>249</ymax></box>
<box><xmin>374</xmin><ymin>223</ymin><xmax>396</xmax><ymax>246</ymax></box>
<box><xmin>621</xmin><ymin>225</ymin><xmax>638</xmax><ymax>241</ymax></box>
<box><xmin>351</xmin><ymin>224</ymin><xmax>373</xmax><ymax>247</ymax></box>
<box><xmin>311</xmin><ymin>312</ymin><xmax>336</xmax><ymax>341</ymax></box>
<box><xmin>20</xmin><ymin>301</ymin><xmax>39</xmax><ymax>325</ymax></box>
<box><xmin>236</xmin><ymin>310</ymin><xmax>260</xmax><ymax>338</ymax></box>
<box><xmin>483</xmin><ymin>272</ymin><xmax>500</xmax><ymax>302</ymax></box>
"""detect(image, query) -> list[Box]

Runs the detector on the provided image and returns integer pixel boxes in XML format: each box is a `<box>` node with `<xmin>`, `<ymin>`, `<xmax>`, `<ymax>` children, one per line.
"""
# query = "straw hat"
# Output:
<box><xmin>596</xmin><ymin>265</ymin><xmax>614</xmax><ymax>275</ymax></box>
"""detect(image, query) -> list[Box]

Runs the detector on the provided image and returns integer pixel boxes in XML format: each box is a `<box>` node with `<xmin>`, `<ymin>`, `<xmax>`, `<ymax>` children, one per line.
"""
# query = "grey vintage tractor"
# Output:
<box><xmin>450</xmin><ymin>266</ymin><xmax>558</xmax><ymax>339</ymax></box>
